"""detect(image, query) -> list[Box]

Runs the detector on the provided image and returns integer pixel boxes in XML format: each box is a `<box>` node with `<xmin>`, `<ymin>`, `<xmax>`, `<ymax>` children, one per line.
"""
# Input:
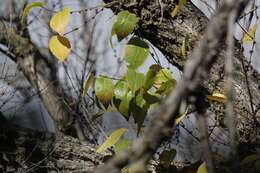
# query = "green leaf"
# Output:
<box><xmin>95</xmin><ymin>76</ymin><xmax>114</xmax><ymax>104</ymax></box>
<box><xmin>159</xmin><ymin>149</ymin><xmax>176</xmax><ymax>168</ymax></box>
<box><xmin>154</xmin><ymin>68</ymin><xmax>174</xmax><ymax>89</ymax></box>
<box><xmin>124</xmin><ymin>37</ymin><xmax>149</xmax><ymax>69</ymax></box>
<box><xmin>21</xmin><ymin>2</ymin><xmax>46</xmax><ymax>24</ymax></box>
<box><xmin>119</xmin><ymin>91</ymin><xmax>134</xmax><ymax>119</ymax></box>
<box><xmin>131</xmin><ymin>101</ymin><xmax>147</xmax><ymax>133</ymax></box>
<box><xmin>143</xmin><ymin>92</ymin><xmax>160</xmax><ymax>104</ymax></box>
<box><xmin>83</xmin><ymin>73</ymin><xmax>95</xmax><ymax>96</ymax></box>
<box><xmin>144</xmin><ymin>64</ymin><xmax>162</xmax><ymax>91</ymax></box>
<box><xmin>110</xmin><ymin>10</ymin><xmax>138</xmax><ymax>43</ymax></box>
<box><xmin>156</xmin><ymin>80</ymin><xmax>176</xmax><ymax>96</ymax></box>
<box><xmin>126</xmin><ymin>69</ymin><xmax>145</xmax><ymax>93</ymax></box>
<box><xmin>114</xmin><ymin>81</ymin><xmax>129</xmax><ymax>100</ymax></box>
<box><xmin>114</xmin><ymin>139</ymin><xmax>131</xmax><ymax>156</ymax></box>
<box><xmin>96</xmin><ymin>128</ymin><xmax>127</xmax><ymax>153</ymax></box>
<box><xmin>171</xmin><ymin>0</ymin><xmax>186</xmax><ymax>18</ymax></box>
<box><xmin>197</xmin><ymin>162</ymin><xmax>207</xmax><ymax>173</ymax></box>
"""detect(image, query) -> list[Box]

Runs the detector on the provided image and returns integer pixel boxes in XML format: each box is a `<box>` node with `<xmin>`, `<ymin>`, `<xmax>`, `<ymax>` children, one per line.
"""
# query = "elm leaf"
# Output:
<box><xmin>124</xmin><ymin>37</ymin><xmax>149</xmax><ymax>69</ymax></box>
<box><xmin>95</xmin><ymin>76</ymin><xmax>114</xmax><ymax>104</ymax></box>
<box><xmin>96</xmin><ymin>128</ymin><xmax>127</xmax><ymax>153</ymax></box>
<box><xmin>110</xmin><ymin>10</ymin><xmax>138</xmax><ymax>43</ymax></box>
<box><xmin>49</xmin><ymin>35</ymin><xmax>71</xmax><ymax>62</ymax></box>
<box><xmin>50</xmin><ymin>7</ymin><xmax>70</xmax><ymax>36</ymax></box>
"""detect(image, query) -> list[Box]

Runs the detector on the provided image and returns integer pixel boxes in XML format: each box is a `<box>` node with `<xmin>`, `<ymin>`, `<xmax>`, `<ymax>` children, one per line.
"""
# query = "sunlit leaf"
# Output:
<box><xmin>114</xmin><ymin>81</ymin><xmax>129</xmax><ymax>100</ymax></box>
<box><xmin>144</xmin><ymin>64</ymin><xmax>162</xmax><ymax>91</ymax></box>
<box><xmin>114</xmin><ymin>139</ymin><xmax>131</xmax><ymax>156</ymax></box>
<box><xmin>119</xmin><ymin>91</ymin><xmax>134</xmax><ymax>119</ymax></box>
<box><xmin>131</xmin><ymin>90</ymin><xmax>149</xmax><ymax>132</ymax></box>
<box><xmin>126</xmin><ymin>69</ymin><xmax>145</xmax><ymax>93</ymax></box>
<box><xmin>171</xmin><ymin>0</ymin><xmax>186</xmax><ymax>18</ymax></box>
<box><xmin>83</xmin><ymin>73</ymin><xmax>95</xmax><ymax>96</ymax></box>
<box><xmin>110</xmin><ymin>10</ymin><xmax>138</xmax><ymax>43</ymax></box>
<box><xmin>96</xmin><ymin>128</ymin><xmax>127</xmax><ymax>153</ymax></box>
<box><xmin>95</xmin><ymin>76</ymin><xmax>114</xmax><ymax>104</ymax></box>
<box><xmin>197</xmin><ymin>162</ymin><xmax>208</xmax><ymax>173</ymax></box>
<box><xmin>156</xmin><ymin>80</ymin><xmax>176</xmax><ymax>96</ymax></box>
<box><xmin>21</xmin><ymin>2</ymin><xmax>46</xmax><ymax>24</ymax></box>
<box><xmin>207</xmin><ymin>92</ymin><xmax>227</xmax><ymax>103</ymax></box>
<box><xmin>154</xmin><ymin>68</ymin><xmax>174</xmax><ymax>88</ymax></box>
<box><xmin>50</xmin><ymin>6</ymin><xmax>70</xmax><ymax>35</ymax></box>
<box><xmin>241</xmin><ymin>154</ymin><xmax>260</xmax><ymax>166</ymax></box>
<box><xmin>49</xmin><ymin>35</ymin><xmax>71</xmax><ymax>62</ymax></box>
<box><xmin>243</xmin><ymin>25</ymin><xmax>257</xmax><ymax>43</ymax></box>
<box><xmin>175</xmin><ymin>108</ymin><xmax>188</xmax><ymax>124</ymax></box>
<box><xmin>124</xmin><ymin>37</ymin><xmax>149</xmax><ymax>69</ymax></box>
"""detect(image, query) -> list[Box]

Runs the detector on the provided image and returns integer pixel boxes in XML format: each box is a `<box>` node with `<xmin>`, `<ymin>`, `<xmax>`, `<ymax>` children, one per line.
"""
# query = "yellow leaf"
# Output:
<box><xmin>171</xmin><ymin>0</ymin><xmax>186</xmax><ymax>18</ymax></box>
<box><xmin>21</xmin><ymin>2</ymin><xmax>46</xmax><ymax>24</ymax></box>
<box><xmin>243</xmin><ymin>25</ymin><xmax>257</xmax><ymax>43</ymax></box>
<box><xmin>83</xmin><ymin>73</ymin><xmax>95</xmax><ymax>96</ymax></box>
<box><xmin>207</xmin><ymin>92</ymin><xmax>227</xmax><ymax>103</ymax></box>
<box><xmin>175</xmin><ymin>109</ymin><xmax>188</xmax><ymax>124</ymax></box>
<box><xmin>96</xmin><ymin>128</ymin><xmax>127</xmax><ymax>153</ymax></box>
<box><xmin>197</xmin><ymin>162</ymin><xmax>208</xmax><ymax>173</ymax></box>
<box><xmin>50</xmin><ymin>7</ymin><xmax>70</xmax><ymax>35</ymax></box>
<box><xmin>49</xmin><ymin>35</ymin><xmax>71</xmax><ymax>62</ymax></box>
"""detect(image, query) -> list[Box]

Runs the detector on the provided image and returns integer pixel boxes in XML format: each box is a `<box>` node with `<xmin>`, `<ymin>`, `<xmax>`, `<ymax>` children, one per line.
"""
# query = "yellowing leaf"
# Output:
<box><xmin>197</xmin><ymin>162</ymin><xmax>208</xmax><ymax>173</ymax></box>
<box><xmin>49</xmin><ymin>35</ymin><xmax>71</xmax><ymax>62</ymax></box>
<box><xmin>243</xmin><ymin>25</ymin><xmax>257</xmax><ymax>43</ymax></box>
<box><xmin>114</xmin><ymin>139</ymin><xmax>131</xmax><ymax>156</ymax></box>
<box><xmin>96</xmin><ymin>128</ymin><xmax>127</xmax><ymax>153</ymax></box>
<box><xmin>21</xmin><ymin>2</ymin><xmax>46</xmax><ymax>24</ymax></box>
<box><xmin>171</xmin><ymin>0</ymin><xmax>186</xmax><ymax>18</ymax></box>
<box><xmin>95</xmin><ymin>76</ymin><xmax>114</xmax><ymax>104</ymax></box>
<box><xmin>83</xmin><ymin>73</ymin><xmax>95</xmax><ymax>96</ymax></box>
<box><xmin>207</xmin><ymin>92</ymin><xmax>227</xmax><ymax>103</ymax></box>
<box><xmin>124</xmin><ymin>37</ymin><xmax>149</xmax><ymax>69</ymax></box>
<box><xmin>154</xmin><ymin>68</ymin><xmax>173</xmax><ymax>88</ymax></box>
<box><xmin>175</xmin><ymin>109</ymin><xmax>188</xmax><ymax>124</ymax></box>
<box><xmin>50</xmin><ymin>7</ymin><xmax>70</xmax><ymax>35</ymax></box>
<box><xmin>110</xmin><ymin>10</ymin><xmax>138</xmax><ymax>44</ymax></box>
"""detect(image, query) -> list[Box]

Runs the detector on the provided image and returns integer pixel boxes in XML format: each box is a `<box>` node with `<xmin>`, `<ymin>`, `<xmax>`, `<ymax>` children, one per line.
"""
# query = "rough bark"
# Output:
<box><xmin>103</xmin><ymin>0</ymin><xmax>260</xmax><ymax>142</ymax></box>
<box><xmin>0</xmin><ymin>112</ymin><xmax>108</xmax><ymax>173</ymax></box>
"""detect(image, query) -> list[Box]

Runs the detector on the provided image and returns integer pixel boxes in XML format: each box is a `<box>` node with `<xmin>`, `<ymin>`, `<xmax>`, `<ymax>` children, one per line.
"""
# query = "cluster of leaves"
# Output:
<box><xmin>94</xmin><ymin>11</ymin><xmax>176</xmax><ymax>133</ymax></box>
<box><xmin>22</xmin><ymin>2</ymin><xmax>71</xmax><ymax>62</ymax></box>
